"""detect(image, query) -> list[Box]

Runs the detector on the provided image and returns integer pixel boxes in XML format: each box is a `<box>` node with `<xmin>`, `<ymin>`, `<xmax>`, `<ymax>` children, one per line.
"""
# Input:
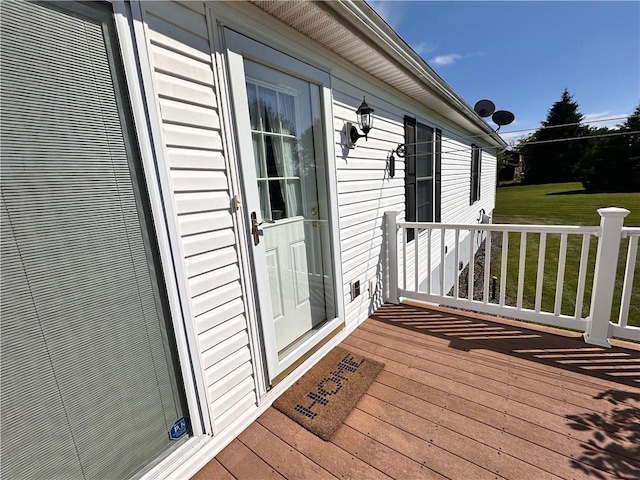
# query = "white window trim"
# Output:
<box><xmin>112</xmin><ymin>0</ymin><xmax>212</xmax><ymax>436</ymax></box>
<box><xmin>406</xmin><ymin>118</ymin><xmax>439</xmax><ymax>227</ymax></box>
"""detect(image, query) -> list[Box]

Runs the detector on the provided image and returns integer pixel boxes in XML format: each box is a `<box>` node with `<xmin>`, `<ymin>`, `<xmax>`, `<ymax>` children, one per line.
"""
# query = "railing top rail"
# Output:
<box><xmin>396</xmin><ymin>221</ymin><xmax>601</xmax><ymax>235</ymax></box>
<box><xmin>622</xmin><ymin>227</ymin><xmax>640</xmax><ymax>238</ymax></box>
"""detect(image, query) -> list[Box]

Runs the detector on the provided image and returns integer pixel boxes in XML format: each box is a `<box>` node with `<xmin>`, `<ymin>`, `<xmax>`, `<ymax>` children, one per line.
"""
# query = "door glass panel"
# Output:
<box><xmin>279</xmin><ymin>93</ymin><xmax>297</xmax><ymax>135</ymax></box>
<box><xmin>252</xmin><ymin>133</ymin><xmax>265</xmax><ymax>177</ymax></box>
<box><xmin>258</xmin><ymin>86</ymin><xmax>279</xmax><ymax>133</ymax></box>
<box><xmin>247</xmin><ymin>83</ymin><xmax>260</xmax><ymax>130</ymax></box>
<box><xmin>286</xmin><ymin>179</ymin><xmax>303</xmax><ymax>217</ymax></box>
<box><xmin>257</xmin><ymin>179</ymin><xmax>269</xmax><ymax>217</ymax></box>
<box><xmin>267</xmin><ymin>179</ymin><xmax>286</xmax><ymax>220</ymax></box>
<box><xmin>244</xmin><ymin>60</ymin><xmax>333</xmax><ymax>353</ymax></box>
<box><xmin>282</xmin><ymin>137</ymin><xmax>299</xmax><ymax>176</ymax></box>
<box><xmin>251</xmin><ymin>87</ymin><xmax>303</xmax><ymax>221</ymax></box>
<box><xmin>264</xmin><ymin>135</ymin><xmax>279</xmax><ymax>178</ymax></box>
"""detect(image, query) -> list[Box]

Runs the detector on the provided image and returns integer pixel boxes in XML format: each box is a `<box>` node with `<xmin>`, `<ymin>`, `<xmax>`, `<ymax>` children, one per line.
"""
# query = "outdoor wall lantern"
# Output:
<box><xmin>346</xmin><ymin>97</ymin><xmax>374</xmax><ymax>148</ymax></box>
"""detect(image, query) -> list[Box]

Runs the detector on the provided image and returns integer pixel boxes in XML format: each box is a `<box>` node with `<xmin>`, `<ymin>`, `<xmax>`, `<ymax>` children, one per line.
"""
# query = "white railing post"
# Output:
<box><xmin>385</xmin><ymin>211</ymin><xmax>399</xmax><ymax>304</ymax></box>
<box><xmin>584</xmin><ymin>207</ymin><xmax>630</xmax><ymax>347</ymax></box>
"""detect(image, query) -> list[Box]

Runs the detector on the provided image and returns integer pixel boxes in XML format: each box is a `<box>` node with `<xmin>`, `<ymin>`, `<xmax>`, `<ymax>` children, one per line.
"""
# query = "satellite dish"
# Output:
<box><xmin>474</xmin><ymin>99</ymin><xmax>496</xmax><ymax>118</ymax></box>
<box><xmin>492</xmin><ymin>110</ymin><xmax>515</xmax><ymax>128</ymax></box>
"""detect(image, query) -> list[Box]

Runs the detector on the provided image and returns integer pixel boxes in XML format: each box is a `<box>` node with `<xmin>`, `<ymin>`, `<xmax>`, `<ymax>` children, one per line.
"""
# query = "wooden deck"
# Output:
<box><xmin>194</xmin><ymin>303</ymin><xmax>640</xmax><ymax>480</ymax></box>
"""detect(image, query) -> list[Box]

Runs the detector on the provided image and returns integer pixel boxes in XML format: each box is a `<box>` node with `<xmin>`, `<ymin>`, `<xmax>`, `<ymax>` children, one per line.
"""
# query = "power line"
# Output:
<box><xmin>494</xmin><ymin>115</ymin><xmax>636</xmax><ymax>138</ymax></box>
<box><xmin>514</xmin><ymin>129</ymin><xmax>640</xmax><ymax>147</ymax></box>
<box><xmin>384</xmin><ymin>129</ymin><xmax>639</xmax><ymax>159</ymax></box>
<box><xmin>380</xmin><ymin>115</ymin><xmax>640</xmax><ymax>157</ymax></box>
<box><xmin>398</xmin><ymin>114</ymin><xmax>637</xmax><ymax>149</ymax></box>
<box><xmin>411</xmin><ymin>113</ymin><xmax>637</xmax><ymax>151</ymax></box>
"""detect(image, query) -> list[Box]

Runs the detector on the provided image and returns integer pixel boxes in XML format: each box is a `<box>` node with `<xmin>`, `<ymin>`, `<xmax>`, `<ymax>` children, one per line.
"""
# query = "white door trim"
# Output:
<box><xmin>218</xmin><ymin>24</ymin><xmax>345</xmax><ymax>384</ymax></box>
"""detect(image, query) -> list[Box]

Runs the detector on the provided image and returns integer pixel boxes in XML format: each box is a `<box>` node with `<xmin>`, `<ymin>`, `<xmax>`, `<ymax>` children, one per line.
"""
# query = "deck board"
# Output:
<box><xmin>359</xmin><ymin>318</ymin><xmax>635</xmax><ymax>398</ymax></box>
<box><xmin>352</xmin><ymin>321</ymin><xmax>632</xmax><ymax>409</ymax></box>
<box><xmin>214</xmin><ymin>439</ymin><xmax>285</xmax><ymax>480</ymax></box>
<box><xmin>331</xmin><ymin>424</ymin><xmax>446</xmax><ymax>479</ymax></box>
<box><xmin>357</xmin><ymin>394</ymin><xmax>552</xmax><ymax>480</ymax></box>
<box><xmin>195</xmin><ymin>303</ymin><xmax>640</xmax><ymax>480</ymax></box>
<box><xmin>347</xmin><ymin>328</ymin><xmax>609</xmax><ymax>415</ymax></box>
<box><xmin>191</xmin><ymin>459</ymin><xmax>233</xmax><ymax>480</ymax></box>
<box><xmin>256</xmin><ymin>409</ymin><xmax>391</xmax><ymax>480</ymax></box>
<box><xmin>237</xmin><ymin>422</ymin><xmax>336</xmax><ymax>480</ymax></box>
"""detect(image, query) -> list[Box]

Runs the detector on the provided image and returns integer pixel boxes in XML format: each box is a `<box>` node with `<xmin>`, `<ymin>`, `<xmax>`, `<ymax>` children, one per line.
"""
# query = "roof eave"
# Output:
<box><xmin>318</xmin><ymin>0</ymin><xmax>507</xmax><ymax>149</ymax></box>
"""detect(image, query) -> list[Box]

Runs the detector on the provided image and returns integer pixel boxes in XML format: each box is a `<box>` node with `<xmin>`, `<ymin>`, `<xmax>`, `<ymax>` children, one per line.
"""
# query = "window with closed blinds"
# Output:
<box><xmin>1</xmin><ymin>2</ymin><xmax>188</xmax><ymax>479</ymax></box>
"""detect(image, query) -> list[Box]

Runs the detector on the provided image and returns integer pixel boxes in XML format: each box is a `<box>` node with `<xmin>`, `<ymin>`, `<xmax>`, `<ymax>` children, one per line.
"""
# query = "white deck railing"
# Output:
<box><xmin>616</xmin><ymin>227</ymin><xmax>640</xmax><ymax>336</ymax></box>
<box><xmin>385</xmin><ymin>208</ymin><xmax>640</xmax><ymax>345</ymax></box>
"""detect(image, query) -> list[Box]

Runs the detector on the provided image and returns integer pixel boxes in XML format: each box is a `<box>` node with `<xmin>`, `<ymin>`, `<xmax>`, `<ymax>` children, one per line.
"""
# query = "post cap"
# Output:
<box><xmin>597</xmin><ymin>207</ymin><xmax>630</xmax><ymax>218</ymax></box>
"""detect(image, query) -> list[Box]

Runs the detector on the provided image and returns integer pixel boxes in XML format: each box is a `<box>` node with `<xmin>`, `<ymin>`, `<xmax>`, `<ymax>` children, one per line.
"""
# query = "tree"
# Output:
<box><xmin>521</xmin><ymin>89</ymin><xmax>590</xmax><ymax>184</ymax></box>
<box><xmin>581</xmin><ymin>106</ymin><xmax>640</xmax><ymax>192</ymax></box>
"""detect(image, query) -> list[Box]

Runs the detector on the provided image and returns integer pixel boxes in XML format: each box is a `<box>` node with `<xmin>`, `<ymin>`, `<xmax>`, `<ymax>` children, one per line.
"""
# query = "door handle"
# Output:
<box><xmin>250</xmin><ymin>211</ymin><xmax>274</xmax><ymax>245</ymax></box>
<box><xmin>251</xmin><ymin>211</ymin><xmax>260</xmax><ymax>245</ymax></box>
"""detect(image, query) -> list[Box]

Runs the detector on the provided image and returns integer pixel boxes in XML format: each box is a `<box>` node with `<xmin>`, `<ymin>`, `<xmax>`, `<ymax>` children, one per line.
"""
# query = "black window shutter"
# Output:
<box><xmin>434</xmin><ymin>128</ymin><xmax>442</xmax><ymax>222</ymax></box>
<box><xmin>404</xmin><ymin>116</ymin><xmax>416</xmax><ymax>241</ymax></box>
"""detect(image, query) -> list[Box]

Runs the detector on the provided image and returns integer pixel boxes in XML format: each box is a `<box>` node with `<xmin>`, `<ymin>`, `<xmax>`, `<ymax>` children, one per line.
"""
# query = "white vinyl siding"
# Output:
<box><xmin>333</xmin><ymin>82</ymin><xmax>405</xmax><ymax>325</ymax></box>
<box><xmin>332</xmin><ymin>79</ymin><xmax>497</xmax><ymax>326</ymax></box>
<box><xmin>142</xmin><ymin>0</ymin><xmax>498</xmax><ymax>440</ymax></box>
<box><xmin>141</xmin><ymin>1</ymin><xmax>257</xmax><ymax>433</ymax></box>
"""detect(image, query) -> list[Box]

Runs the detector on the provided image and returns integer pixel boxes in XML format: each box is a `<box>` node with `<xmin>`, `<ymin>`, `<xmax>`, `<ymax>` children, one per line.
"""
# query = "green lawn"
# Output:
<box><xmin>492</xmin><ymin>182</ymin><xmax>640</xmax><ymax>326</ymax></box>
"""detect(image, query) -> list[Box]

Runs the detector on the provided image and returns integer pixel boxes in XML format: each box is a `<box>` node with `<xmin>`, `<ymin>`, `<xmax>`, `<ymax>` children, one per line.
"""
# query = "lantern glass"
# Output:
<box><xmin>356</xmin><ymin>97</ymin><xmax>374</xmax><ymax>135</ymax></box>
<box><xmin>359</xmin><ymin>111</ymin><xmax>372</xmax><ymax>131</ymax></box>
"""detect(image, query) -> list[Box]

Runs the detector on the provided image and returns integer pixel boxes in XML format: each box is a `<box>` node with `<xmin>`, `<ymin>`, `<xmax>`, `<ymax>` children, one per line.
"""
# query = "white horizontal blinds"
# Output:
<box><xmin>0</xmin><ymin>201</ymin><xmax>85</xmax><ymax>479</ymax></box>
<box><xmin>1</xmin><ymin>2</ymin><xmax>185</xmax><ymax>479</ymax></box>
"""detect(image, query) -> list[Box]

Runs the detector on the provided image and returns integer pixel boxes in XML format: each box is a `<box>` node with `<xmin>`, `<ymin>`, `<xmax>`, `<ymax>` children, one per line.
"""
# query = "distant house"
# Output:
<box><xmin>499</xmin><ymin>149</ymin><xmax>525</xmax><ymax>182</ymax></box>
<box><xmin>1</xmin><ymin>1</ymin><xmax>505</xmax><ymax>478</ymax></box>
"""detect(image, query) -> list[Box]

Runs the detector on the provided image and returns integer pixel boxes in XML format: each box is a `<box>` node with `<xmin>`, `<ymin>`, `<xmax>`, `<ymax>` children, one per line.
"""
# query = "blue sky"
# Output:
<box><xmin>368</xmin><ymin>1</ymin><xmax>640</xmax><ymax>144</ymax></box>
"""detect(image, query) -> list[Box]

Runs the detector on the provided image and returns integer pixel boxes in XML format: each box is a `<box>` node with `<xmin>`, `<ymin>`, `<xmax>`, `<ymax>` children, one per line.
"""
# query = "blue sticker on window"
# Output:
<box><xmin>169</xmin><ymin>416</ymin><xmax>189</xmax><ymax>440</ymax></box>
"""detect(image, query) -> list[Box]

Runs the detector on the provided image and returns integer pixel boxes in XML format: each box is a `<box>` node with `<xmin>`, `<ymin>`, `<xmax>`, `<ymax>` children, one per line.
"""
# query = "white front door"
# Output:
<box><xmin>226</xmin><ymin>30</ymin><xmax>336</xmax><ymax>381</ymax></box>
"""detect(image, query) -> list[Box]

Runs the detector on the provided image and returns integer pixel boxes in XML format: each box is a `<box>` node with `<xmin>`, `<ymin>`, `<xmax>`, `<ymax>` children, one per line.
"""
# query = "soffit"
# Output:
<box><xmin>249</xmin><ymin>0</ymin><xmax>505</xmax><ymax>148</ymax></box>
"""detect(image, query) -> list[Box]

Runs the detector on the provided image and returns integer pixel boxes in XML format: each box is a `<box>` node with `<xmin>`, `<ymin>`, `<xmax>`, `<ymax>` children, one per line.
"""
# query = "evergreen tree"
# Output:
<box><xmin>581</xmin><ymin>106</ymin><xmax>640</xmax><ymax>192</ymax></box>
<box><xmin>522</xmin><ymin>89</ymin><xmax>590</xmax><ymax>184</ymax></box>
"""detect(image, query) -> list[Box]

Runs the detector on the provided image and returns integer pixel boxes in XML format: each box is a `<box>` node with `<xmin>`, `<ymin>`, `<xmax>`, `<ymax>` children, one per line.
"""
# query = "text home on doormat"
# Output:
<box><xmin>273</xmin><ymin>346</ymin><xmax>384</xmax><ymax>440</ymax></box>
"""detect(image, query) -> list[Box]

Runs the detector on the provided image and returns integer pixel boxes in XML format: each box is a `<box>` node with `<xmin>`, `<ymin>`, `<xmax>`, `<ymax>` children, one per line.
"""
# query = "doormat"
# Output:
<box><xmin>273</xmin><ymin>347</ymin><xmax>384</xmax><ymax>441</ymax></box>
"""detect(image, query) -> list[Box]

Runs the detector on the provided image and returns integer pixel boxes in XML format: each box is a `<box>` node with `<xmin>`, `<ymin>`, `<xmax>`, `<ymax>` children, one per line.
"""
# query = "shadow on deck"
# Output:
<box><xmin>372</xmin><ymin>302</ymin><xmax>640</xmax><ymax>389</ymax></box>
<box><xmin>196</xmin><ymin>302</ymin><xmax>640</xmax><ymax>480</ymax></box>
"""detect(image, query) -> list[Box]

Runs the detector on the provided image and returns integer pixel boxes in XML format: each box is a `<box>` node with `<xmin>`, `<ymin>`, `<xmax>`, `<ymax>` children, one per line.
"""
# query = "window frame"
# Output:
<box><xmin>404</xmin><ymin>116</ymin><xmax>441</xmax><ymax>241</ymax></box>
<box><xmin>470</xmin><ymin>143</ymin><xmax>482</xmax><ymax>205</ymax></box>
